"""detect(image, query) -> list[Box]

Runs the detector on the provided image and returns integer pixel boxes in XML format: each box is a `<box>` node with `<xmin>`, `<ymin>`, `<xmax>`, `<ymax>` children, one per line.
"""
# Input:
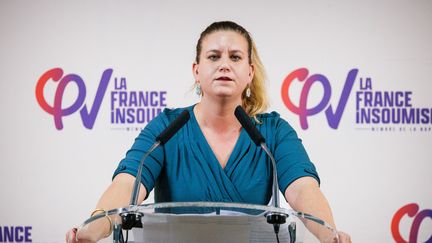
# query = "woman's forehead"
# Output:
<box><xmin>201</xmin><ymin>30</ymin><xmax>248</xmax><ymax>52</ymax></box>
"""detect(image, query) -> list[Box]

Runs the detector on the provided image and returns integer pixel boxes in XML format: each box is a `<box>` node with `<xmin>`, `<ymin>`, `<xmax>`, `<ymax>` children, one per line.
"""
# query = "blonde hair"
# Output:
<box><xmin>195</xmin><ymin>21</ymin><xmax>269</xmax><ymax>117</ymax></box>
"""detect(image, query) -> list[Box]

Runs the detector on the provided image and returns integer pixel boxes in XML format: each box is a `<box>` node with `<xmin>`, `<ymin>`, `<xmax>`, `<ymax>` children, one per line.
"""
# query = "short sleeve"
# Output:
<box><xmin>273</xmin><ymin>118</ymin><xmax>320</xmax><ymax>194</ymax></box>
<box><xmin>112</xmin><ymin>112</ymin><xmax>168</xmax><ymax>199</ymax></box>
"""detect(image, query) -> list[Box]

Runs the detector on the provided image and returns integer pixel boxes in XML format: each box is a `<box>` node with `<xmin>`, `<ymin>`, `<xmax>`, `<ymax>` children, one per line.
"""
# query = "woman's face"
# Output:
<box><xmin>193</xmin><ymin>30</ymin><xmax>254</xmax><ymax>102</ymax></box>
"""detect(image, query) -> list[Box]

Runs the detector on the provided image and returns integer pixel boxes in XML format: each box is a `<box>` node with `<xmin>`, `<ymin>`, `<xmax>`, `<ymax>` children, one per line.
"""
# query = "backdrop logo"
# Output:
<box><xmin>110</xmin><ymin>77</ymin><xmax>166</xmax><ymax>128</ymax></box>
<box><xmin>281</xmin><ymin>68</ymin><xmax>432</xmax><ymax>131</ymax></box>
<box><xmin>0</xmin><ymin>226</ymin><xmax>32</xmax><ymax>242</ymax></box>
<box><xmin>36</xmin><ymin>68</ymin><xmax>167</xmax><ymax>130</ymax></box>
<box><xmin>391</xmin><ymin>203</ymin><xmax>432</xmax><ymax>243</ymax></box>
<box><xmin>281</xmin><ymin>68</ymin><xmax>358</xmax><ymax>129</ymax></box>
<box><xmin>356</xmin><ymin>77</ymin><xmax>432</xmax><ymax>131</ymax></box>
<box><xmin>36</xmin><ymin>68</ymin><xmax>112</xmax><ymax>130</ymax></box>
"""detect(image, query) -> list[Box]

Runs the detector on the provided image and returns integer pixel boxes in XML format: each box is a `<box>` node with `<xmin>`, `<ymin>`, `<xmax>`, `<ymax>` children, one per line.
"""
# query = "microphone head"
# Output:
<box><xmin>234</xmin><ymin>105</ymin><xmax>265</xmax><ymax>146</ymax></box>
<box><xmin>156</xmin><ymin>110</ymin><xmax>190</xmax><ymax>145</ymax></box>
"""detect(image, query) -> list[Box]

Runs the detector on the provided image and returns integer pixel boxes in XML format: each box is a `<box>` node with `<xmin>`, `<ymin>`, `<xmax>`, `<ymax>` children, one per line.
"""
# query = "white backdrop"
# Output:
<box><xmin>1</xmin><ymin>0</ymin><xmax>431</xmax><ymax>242</ymax></box>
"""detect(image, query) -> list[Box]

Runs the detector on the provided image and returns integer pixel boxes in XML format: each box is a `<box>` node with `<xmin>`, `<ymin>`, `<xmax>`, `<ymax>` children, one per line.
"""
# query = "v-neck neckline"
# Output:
<box><xmin>190</xmin><ymin>104</ymin><xmax>245</xmax><ymax>172</ymax></box>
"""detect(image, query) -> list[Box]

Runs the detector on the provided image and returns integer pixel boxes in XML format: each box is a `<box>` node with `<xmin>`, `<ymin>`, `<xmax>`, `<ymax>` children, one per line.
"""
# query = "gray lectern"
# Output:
<box><xmin>77</xmin><ymin>201</ymin><xmax>338</xmax><ymax>243</ymax></box>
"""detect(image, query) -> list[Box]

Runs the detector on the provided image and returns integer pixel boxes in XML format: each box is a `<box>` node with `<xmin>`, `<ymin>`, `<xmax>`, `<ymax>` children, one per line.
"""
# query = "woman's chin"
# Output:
<box><xmin>212</xmin><ymin>88</ymin><xmax>239</xmax><ymax>97</ymax></box>
<box><xmin>213</xmin><ymin>92</ymin><xmax>237</xmax><ymax>99</ymax></box>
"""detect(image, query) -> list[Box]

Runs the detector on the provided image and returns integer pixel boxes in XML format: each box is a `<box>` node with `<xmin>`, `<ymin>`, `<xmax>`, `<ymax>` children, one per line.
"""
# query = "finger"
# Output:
<box><xmin>338</xmin><ymin>232</ymin><xmax>351</xmax><ymax>243</ymax></box>
<box><xmin>66</xmin><ymin>230</ymin><xmax>72</xmax><ymax>243</ymax></box>
<box><xmin>66</xmin><ymin>228</ymin><xmax>77</xmax><ymax>243</ymax></box>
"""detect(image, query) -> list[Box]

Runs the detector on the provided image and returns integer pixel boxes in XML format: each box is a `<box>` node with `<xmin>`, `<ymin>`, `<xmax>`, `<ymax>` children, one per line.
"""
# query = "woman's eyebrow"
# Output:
<box><xmin>229</xmin><ymin>49</ymin><xmax>245</xmax><ymax>54</ymax></box>
<box><xmin>205</xmin><ymin>49</ymin><xmax>245</xmax><ymax>54</ymax></box>
<box><xmin>205</xmin><ymin>49</ymin><xmax>221</xmax><ymax>54</ymax></box>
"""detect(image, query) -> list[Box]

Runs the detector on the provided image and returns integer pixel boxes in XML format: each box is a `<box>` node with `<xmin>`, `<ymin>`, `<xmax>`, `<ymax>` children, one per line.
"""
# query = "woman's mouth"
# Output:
<box><xmin>216</xmin><ymin>76</ymin><xmax>233</xmax><ymax>81</ymax></box>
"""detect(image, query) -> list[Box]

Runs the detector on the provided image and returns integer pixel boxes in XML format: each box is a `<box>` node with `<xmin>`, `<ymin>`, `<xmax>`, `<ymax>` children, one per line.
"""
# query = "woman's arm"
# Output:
<box><xmin>285</xmin><ymin>177</ymin><xmax>335</xmax><ymax>227</ymax></box>
<box><xmin>284</xmin><ymin>176</ymin><xmax>351</xmax><ymax>243</ymax></box>
<box><xmin>66</xmin><ymin>173</ymin><xmax>146</xmax><ymax>243</ymax></box>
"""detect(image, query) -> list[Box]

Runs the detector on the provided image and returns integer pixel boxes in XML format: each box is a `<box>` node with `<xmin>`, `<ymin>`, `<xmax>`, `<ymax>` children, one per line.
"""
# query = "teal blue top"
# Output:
<box><xmin>113</xmin><ymin>105</ymin><xmax>319</xmax><ymax>205</ymax></box>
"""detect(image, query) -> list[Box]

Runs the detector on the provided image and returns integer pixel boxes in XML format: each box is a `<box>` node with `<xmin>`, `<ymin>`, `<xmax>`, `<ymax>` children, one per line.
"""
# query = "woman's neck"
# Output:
<box><xmin>194</xmin><ymin>98</ymin><xmax>242</xmax><ymax>132</ymax></box>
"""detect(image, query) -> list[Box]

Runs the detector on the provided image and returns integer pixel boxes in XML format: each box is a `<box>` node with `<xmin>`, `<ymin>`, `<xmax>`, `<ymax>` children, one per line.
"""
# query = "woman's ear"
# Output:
<box><xmin>249</xmin><ymin>63</ymin><xmax>255</xmax><ymax>81</ymax></box>
<box><xmin>192</xmin><ymin>62</ymin><xmax>199</xmax><ymax>77</ymax></box>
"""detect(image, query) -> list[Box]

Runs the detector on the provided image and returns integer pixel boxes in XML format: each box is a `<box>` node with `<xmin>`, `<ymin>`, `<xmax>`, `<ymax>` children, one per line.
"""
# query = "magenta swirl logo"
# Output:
<box><xmin>281</xmin><ymin>68</ymin><xmax>358</xmax><ymax>129</ymax></box>
<box><xmin>35</xmin><ymin>68</ymin><xmax>113</xmax><ymax>130</ymax></box>
<box><xmin>391</xmin><ymin>203</ymin><xmax>432</xmax><ymax>243</ymax></box>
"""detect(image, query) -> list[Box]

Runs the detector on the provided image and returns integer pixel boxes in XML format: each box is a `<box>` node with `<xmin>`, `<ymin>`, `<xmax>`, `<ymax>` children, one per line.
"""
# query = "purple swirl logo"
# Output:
<box><xmin>281</xmin><ymin>68</ymin><xmax>359</xmax><ymax>129</ymax></box>
<box><xmin>35</xmin><ymin>68</ymin><xmax>113</xmax><ymax>130</ymax></box>
<box><xmin>391</xmin><ymin>203</ymin><xmax>432</xmax><ymax>243</ymax></box>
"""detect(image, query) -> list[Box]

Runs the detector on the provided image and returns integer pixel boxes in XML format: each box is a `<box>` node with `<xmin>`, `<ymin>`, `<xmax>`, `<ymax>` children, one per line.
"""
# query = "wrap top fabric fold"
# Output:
<box><xmin>113</xmin><ymin>105</ymin><xmax>319</xmax><ymax>205</ymax></box>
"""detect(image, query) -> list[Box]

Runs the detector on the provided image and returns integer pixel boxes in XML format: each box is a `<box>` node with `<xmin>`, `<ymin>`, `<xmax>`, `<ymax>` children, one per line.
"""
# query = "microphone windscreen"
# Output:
<box><xmin>156</xmin><ymin>110</ymin><xmax>190</xmax><ymax>145</ymax></box>
<box><xmin>234</xmin><ymin>105</ymin><xmax>265</xmax><ymax>146</ymax></box>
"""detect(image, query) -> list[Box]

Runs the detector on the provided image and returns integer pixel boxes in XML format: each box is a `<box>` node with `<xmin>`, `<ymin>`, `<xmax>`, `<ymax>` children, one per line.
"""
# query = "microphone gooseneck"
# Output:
<box><xmin>234</xmin><ymin>105</ymin><xmax>288</xmax><ymax>241</ymax></box>
<box><xmin>129</xmin><ymin>110</ymin><xmax>190</xmax><ymax>206</ymax></box>
<box><xmin>234</xmin><ymin>106</ymin><xmax>280</xmax><ymax>208</ymax></box>
<box><xmin>122</xmin><ymin>110</ymin><xmax>190</xmax><ymax>232</ymax></box>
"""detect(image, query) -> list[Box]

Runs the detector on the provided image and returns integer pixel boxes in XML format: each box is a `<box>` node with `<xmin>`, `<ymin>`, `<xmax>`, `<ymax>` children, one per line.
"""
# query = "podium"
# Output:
<box><xmin>78</xmin><ymin>201</ymin><xmax>338</xmax><ymax>243</ymax></box>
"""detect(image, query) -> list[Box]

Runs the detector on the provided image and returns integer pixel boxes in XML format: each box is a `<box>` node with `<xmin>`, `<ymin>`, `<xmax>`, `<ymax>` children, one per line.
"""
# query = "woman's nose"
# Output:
<box><xmin>218</xmin><ymin>56</ymin><xmax>231</xmax><ymax>72</ymax></box>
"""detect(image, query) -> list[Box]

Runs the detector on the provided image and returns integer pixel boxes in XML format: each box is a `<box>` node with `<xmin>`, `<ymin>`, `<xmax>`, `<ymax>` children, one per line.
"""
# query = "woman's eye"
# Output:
<box><xmin>231</xmin><ymin>55</ymin><xmax>241</xmax><ymax>61</ymax></box>
<box><xmin>208</xmin><ymin>55</ymin><xmax>219</xmax><ymax>61</ymax></box>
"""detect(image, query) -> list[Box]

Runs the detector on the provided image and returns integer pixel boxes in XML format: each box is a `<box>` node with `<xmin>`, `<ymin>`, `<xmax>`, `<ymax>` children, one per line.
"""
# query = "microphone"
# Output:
<box><xmin>234</xmin><ymin>106</ymin><xmax>265</xmax><ymax>146</ymax></box>
<box><xmin>234</xmin><ymin>106</ymin><xmax>280</xmax><ymax>207</ymax></box>
<box><xmin>122</xmin><ymin>110</ymin><xmax>190</xmax><ymax>230</ymax></box>
<box><xmin>234</xmin><ymin>106</ymin><xmax>287</xmax><ymax>236</ymax></box>
<box><xmin>156</xmin><ymin>110</ymin><xmax>191</xmax><ymax>145</ymax></box>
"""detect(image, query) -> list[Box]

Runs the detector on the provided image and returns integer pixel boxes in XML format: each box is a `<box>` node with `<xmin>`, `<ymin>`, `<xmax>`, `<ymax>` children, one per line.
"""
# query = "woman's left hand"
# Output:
<box><xmin>337</xmin><ymin>231</ymin><xmax>352</xmax><ymax>243</ymax></box>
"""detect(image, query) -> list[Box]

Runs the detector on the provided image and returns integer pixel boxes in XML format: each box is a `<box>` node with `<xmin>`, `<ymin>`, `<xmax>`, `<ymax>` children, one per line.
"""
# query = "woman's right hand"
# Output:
<box><xmin>65</xmin><ymin>227</ymin><xmax>95</xmax><ymax>243</ymax></box>
<box><xmin>65</xmin><ymin>174</ymin><xmax>147</xmax><ymax>243</ymax></box>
